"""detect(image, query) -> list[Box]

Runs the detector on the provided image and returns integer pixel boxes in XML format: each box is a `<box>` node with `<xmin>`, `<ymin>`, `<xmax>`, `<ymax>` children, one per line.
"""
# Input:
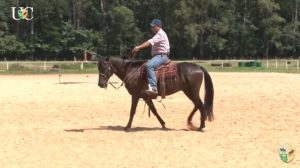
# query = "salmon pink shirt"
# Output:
<box><xmin>148</xmin><ymin>28</ymin><xmax>170</xmax><ymax>57</ymax></box>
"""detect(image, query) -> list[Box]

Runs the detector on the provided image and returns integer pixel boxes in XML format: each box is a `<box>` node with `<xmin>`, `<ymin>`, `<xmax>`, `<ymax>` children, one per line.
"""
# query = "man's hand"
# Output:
<box><xmin>132</xmin><ymin>46</ymin><xmax>140</xmax><ymax>53</ymax></box>
<box><xmin>132</xmin><ymin>41</ymin><xmax>150</xmax><ymax>54</ymax></box>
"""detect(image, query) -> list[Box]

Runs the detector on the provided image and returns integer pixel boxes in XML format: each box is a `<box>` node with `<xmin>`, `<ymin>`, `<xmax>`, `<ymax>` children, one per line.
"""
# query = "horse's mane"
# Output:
<box><xmin>108</xmin><ymin>55</ymin><xmax>146</xmax><ymax>67</ymax></box>
<box><xmin>124</xmin><ymin>59</ymin><xmax>147</xmax><ymax>68</ymax></box>
<box><xmin>104</xmin><ymin>55</ymin><xmax>147</xmax><ymax>68</ymax></box>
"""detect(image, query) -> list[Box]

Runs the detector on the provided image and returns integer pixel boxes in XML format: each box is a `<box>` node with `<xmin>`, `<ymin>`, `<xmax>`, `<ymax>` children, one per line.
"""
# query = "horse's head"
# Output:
<box><xmin>97</xmin><ymin>56</ymin><xmax>113</xmax><ymax>88</ymax></box>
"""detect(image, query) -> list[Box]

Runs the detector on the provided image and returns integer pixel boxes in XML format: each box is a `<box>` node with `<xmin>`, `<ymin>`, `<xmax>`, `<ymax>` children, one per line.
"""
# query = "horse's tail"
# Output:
<box><xmin>200</xmin><ymin>66</ymin><xmax>214</xmax><ymax>121</ymax></box>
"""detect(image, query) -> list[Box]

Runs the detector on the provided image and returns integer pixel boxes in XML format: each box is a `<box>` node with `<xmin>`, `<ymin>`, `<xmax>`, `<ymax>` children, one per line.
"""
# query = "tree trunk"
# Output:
<box><xmin>240</xmin><ymin>0</ymin><xmax>247</xmax><ymax>57</ymax></box>
<box><xmin>77</xmin><ymin>18</ymin><xmax>80</xmax><ymax>29</ymax></box>
<box><xmin>294</xmin><ymin>0</ymin><xmax>299</xmax><ymax>56</ymax></box>
<box><xmin>295</xmin><ymin>0</ymin><xmax>298</xmax><ymax>28</ymax></box>
<box><xmin>30</xmin><ymin>10</ymin><xmax>34</xmax><ymax>35</ymax></box>
<box><xmin>72</xmin><ymin>0</ymin><xmax>76</xmax><ymax>28</ymax></box>
<box><xmin>100</xmin><ymin>0</ymin><xmax>104</xmax><ymax>12</ymax></box>
<box><xmin>266</xmin><ymin>40</ymin><xmax>269</xmax><ymax>59</ymax></box>
<box><xmin>199</xmin><ymin>32</ymin><xmax>203</xmax><ymax>59</ymax></box>
<box><xmin>16</xmin><ymin>0</ymin><xmax>20</xmax><ymax>37</ymax></box>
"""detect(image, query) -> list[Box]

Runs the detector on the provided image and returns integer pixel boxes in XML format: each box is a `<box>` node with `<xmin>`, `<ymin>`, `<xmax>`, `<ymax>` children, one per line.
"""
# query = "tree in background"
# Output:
<box><xmin>0</xmin><ymin>0</ymin><xmax>27</xmax><ymax>60</ymax></box>
<box><xmin>255</xmin><ymin>0</ymin><xmax>285</xmax><ymax>58</ymax></box>
<box><xmin>0</xmin><ymin>0</ymin><xmax>300</xmax><ymax>60</ymax></box>
<box><xmin>278</xmin><ymin>0</ymin><xmax>300</xmax><ymax>57</ymax></box>
<box><xmin>105</xmin><ymin>6</ymin><xmax>141</xmax><ymax>55</ymax></box>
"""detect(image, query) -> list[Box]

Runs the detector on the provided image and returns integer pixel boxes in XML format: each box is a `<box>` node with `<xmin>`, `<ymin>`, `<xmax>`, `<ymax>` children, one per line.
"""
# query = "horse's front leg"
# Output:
<box><xmin>124</xmin><ymin>95</ymin><xmax>139</xmax><ymax>131</ymax></box>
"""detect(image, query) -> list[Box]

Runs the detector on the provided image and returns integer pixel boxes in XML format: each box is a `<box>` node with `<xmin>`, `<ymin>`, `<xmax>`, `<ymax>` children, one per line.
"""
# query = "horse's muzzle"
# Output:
<box><xmin>98</xmin><ymin>83</ymin><xmax>107</xmax><ymax>88</ymax></box>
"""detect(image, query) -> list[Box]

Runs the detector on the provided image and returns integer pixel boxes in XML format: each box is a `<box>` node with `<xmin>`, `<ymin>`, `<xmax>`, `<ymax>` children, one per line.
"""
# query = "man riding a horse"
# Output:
<box><xmin>98</xmin><ymin>19</ymin><xmax>214</xmax><ymax>131</ymax></box>
<box><xmin>132</xmin><ymin>19</ymin><xmax>170</xmax><ymax>96</ymax></box>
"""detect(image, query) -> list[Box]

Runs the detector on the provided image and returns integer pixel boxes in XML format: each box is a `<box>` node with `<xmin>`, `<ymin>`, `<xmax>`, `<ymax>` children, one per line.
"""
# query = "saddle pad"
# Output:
<box><xmin>140</xmin><ymin>64</ymin><xmax>177</xmax><ymax>79</ymax></box>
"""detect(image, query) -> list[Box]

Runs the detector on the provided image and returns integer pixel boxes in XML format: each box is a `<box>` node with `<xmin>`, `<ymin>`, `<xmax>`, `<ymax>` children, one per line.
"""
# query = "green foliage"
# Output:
<box><xmin>0</xmin><ymin>1</ymin><xmax>8</xmax><ymax>36</ymax></box>
<box><xmin>33</xmin><ymin>22</ymin><xmax>103</xmax><ymax>59</ymax></box>
<box><xmin>0</xmin><ymin>0</ymin><xmax>300</xmax><ymax>60</ymax></box>
<box><xmin>183</xmin><ymin>24</ymin><xmax>201</xmax><ymax>48</ymax></box>
<box><xmin>0</xmin><ymin>35</ymin><xmax>27</xmax><ymax>59</ymax></box>
<box><xmin>106</xmin><ymin>6</ymin><xmax>141</xmax><ymax>55</ymax></box>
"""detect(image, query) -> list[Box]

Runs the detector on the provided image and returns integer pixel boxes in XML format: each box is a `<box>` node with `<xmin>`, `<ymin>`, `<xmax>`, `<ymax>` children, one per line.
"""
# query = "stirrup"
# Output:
<box><xmin>144</xmin><ymin>86</ymin><xmax>158</xmax><ymax>97</ymax></box>
<box><xmin>145</xmin><ymin>89</ymin><xmax>158</xmax><ymax>95</ymax></box>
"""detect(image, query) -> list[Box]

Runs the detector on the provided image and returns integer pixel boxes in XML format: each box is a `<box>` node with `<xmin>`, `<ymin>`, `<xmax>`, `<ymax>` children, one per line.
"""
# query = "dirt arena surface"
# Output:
<box><xmin>0</xmin><ymin>73</ymin><xmax>299</xmax><ymax>167</ymax></box>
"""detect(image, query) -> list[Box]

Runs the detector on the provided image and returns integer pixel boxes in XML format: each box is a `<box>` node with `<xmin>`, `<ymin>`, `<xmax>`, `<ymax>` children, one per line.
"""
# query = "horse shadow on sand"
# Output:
<box><xmin>64</xmin><ymin>125</ymin><xmax>190</xmax><ymax>133</ymax></box>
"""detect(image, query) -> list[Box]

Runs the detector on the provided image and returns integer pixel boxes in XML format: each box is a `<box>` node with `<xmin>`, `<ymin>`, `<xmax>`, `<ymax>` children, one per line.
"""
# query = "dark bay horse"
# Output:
<box><xmin>97</xmin><ymin>56</ymin><xmax>214</xmax><ymax>131</ymax></box>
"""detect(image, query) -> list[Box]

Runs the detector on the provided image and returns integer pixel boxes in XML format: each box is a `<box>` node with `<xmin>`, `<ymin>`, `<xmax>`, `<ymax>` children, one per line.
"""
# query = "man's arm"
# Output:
<box><xmin>132</xmin><ymin>41</ymin><xmax>151</xmax><ymax>53</ymax></box>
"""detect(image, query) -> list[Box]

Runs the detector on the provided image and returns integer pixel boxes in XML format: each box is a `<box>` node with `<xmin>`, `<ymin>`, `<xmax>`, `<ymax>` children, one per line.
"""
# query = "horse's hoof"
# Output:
<box><xmin>123</xmin><ymin>127</ymin><xmax>131</xmax><ymax>132</ymax></box>
<box><xmin>187</xmin><ymin>122</ymin><xmax>198</xmax><ymax>131</ymax></box>
<box><xmin>197</xmin><ymin>128</ymin><xmax>205</xmax><ymax>132</ymax></box>
<box><xmin>162</xmin><ymin>126</ymin><xmax>168</xmax><ymax>130</ymax></box>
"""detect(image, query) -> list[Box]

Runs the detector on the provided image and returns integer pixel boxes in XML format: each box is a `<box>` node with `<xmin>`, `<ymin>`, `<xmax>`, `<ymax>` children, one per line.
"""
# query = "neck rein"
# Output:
<box><xmin>108</xmin><ymin>57</ymin><xmax>143</xmax><ymax>89</ymax></box>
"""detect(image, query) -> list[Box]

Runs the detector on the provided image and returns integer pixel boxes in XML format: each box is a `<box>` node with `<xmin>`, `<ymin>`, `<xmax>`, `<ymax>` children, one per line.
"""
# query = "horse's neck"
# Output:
<box><xmin>111</xmin><ymin>57</ymin><xmax>145</xmax><ymax>81</ymax></box>
<box><xmin>110</xmin><ymin>57</ymin><xmax>127</xmax><ymax>81</ymax></box>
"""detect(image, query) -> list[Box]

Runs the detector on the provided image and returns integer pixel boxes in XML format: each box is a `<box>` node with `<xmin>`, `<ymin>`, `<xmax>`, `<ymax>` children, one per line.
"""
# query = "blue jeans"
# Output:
<box><xmin>146</xmin><ymin>54</ymin><xmax>169</xmax><ymax>89</ymax></box>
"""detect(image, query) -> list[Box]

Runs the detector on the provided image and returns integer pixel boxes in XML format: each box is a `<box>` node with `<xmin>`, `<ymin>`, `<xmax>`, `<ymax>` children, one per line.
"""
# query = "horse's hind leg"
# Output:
<box><xmin>187</xmin><ymin>106</ymin><xmax>198</xmax><ymax>130</ymax></box>
<box><xmin>187</xmin><ymin>106</ymin><xmax>197</xmax><ymax>123</ymax></box>
<box><xmin>183</xmin><ymin>90</ymin><xmax>206</xmax><ymax>131</ymax></box>
<box><xmin>194</xmin><ymin>97</ymin><xmax>206</xmax><ymax>131</ymax></box>
<box><xmin>143</xmin><ymin>97</ymin><xmax>166</xmax><ymax>129</ymax></box>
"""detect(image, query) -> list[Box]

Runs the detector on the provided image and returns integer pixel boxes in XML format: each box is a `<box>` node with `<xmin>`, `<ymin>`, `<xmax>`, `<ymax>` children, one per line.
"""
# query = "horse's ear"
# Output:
<box><xmin>121</xmin><ymin>53</ymin><xmax>132</xmax><ymax>59</ymax></box>
<box><xmin>97</xmin><ymin>56</ymin><xmax>104</xmax><ymax>64</ymax></box>
<box><xmin>105</xmin><ymin>56</ymin><xmax>110</xmax><ymax>61</ymax></box>
<box><xmin>121</xmin><ymin>55</ymin><xmax>127</xmax><ymax>60</ymax></box>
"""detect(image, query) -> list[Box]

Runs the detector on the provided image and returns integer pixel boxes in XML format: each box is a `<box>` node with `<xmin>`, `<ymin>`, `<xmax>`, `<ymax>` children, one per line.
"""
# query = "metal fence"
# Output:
<box><xmin>0</xmin><ymin>59</ymin><xmax>299</xmax><ymax>73</ymax></box>
<box><xmin>0</xmin><ymin>61</ymin><xmax>98</xmax><ymax>73</ymax></box>
<box><xmin>181</xmin><ymin>59</ymin><xmax>300</xmax><ymax>72</ymax></box>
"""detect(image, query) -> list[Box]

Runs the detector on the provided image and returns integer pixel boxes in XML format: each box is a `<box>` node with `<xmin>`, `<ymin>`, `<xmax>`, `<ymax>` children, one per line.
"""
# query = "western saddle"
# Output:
<box><xmin>141</xmin><ymin>59</ymin><xmax>177</xmax><ymax>99</ymax></box>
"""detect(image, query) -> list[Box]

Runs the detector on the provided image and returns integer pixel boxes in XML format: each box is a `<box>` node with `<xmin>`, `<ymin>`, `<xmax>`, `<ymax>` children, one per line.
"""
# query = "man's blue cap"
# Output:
<box><xmin>150</xmin><ymin>19</ymin><xmax>162</xmax><ymax>27</ymax></box>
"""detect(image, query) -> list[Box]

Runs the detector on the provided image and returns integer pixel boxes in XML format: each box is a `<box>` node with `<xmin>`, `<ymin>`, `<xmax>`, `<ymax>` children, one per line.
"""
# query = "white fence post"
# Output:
<box><xmin>44</xmin><ymin>62</ymin><xmax>46</xmax><ymax>71</ymax></box>
<box><xmin>266</xmin><ymin>59</ymin><xmax>269</xmax><ymax>68</ymax></box>
<box><xmin>80</xmin><ymin>62</ymin><xmax>84</xmax><ymax>70</ymax></box>
<box><xmin>221</xmin><ymin>60</ymin><xmax>224</xmax><ymax>68</ymax></box>
<box><xmin>58</xmin><ymin>64</ymin><xmax>61</xmax><ymax>84</ymax></box>
<box><xmin>286</xmin><ymin>60</ymin><xmax>288</xmax><ymax>70</ymax></box>
<box><xmin>276</xmin><ymin>59</ymin><xmax>278</xmax><ymax>69</ymax></box>
<box><xmin>6</xmin><ymin>62</ymin><xmax>9</xmax><ymax>71</ymax></box>
<box><xmin>297</xmin><ymin>60</ymin><xmax>299</xmax><ymax>72</ymax></box>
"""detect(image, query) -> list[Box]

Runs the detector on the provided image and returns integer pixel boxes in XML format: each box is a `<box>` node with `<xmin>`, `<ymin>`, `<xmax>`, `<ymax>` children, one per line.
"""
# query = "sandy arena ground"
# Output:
<box><xmin>0</xmin><ymin>73</ymin><xmax>299</xmax><ymax>167</ymax></box>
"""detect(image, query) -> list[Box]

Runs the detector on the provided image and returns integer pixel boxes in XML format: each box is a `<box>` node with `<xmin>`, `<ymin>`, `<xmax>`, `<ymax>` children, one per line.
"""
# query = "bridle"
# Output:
<box><xmin>99</xmin><ymin>62</ymin><xmax>124</xmax><ymax>89</ymax></box>
<box><xmin>99</xmin><ymin>53</ymin><xmax>137</xmax><ymax>89</ymax></box>
<box><xmin>99</xmin><ymin>62</ymin><xmax>112</xmax><ymax>87</ymax></box>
